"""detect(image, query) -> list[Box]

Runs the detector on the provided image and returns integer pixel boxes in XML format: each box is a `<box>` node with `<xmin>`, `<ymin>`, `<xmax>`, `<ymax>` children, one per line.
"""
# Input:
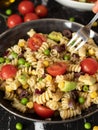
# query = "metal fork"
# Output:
<box><xmin>67</xmin><ymin>13</ymin><xmax>98</xmax><ymax>51</ymax></box>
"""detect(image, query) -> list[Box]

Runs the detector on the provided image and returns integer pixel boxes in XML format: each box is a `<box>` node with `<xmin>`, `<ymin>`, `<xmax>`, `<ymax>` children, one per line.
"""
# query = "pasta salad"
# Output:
<box><xmin>0</xmin><ymin>28</ymin><xmax>98</xmax><ymax>120</ymax></box>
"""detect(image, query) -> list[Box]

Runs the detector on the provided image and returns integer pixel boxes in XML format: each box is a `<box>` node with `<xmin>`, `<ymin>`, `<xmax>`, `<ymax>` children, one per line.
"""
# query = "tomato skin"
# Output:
<box><xmin>18</xmin><ymin>1</ymin><xmax>34</xmax><ymax>15</ymax></box>
<box><xmin>80</xmin><ymin>58</ymin><xmax>98</xmax><ymax>75</ymax></box>
<box><xmin>33</xmin><ymin>102</ymin><xmax>54</xmax><ymax>118</ymax></box>
<box><xmin>46</xmin><ymin>62</ymin><xmax>67</xmax><ymax>76</ymax></box>
<box><xmin>27</xmin><ymin>33</ymin><xmax>46</xmax><ymax>51</ymax></box>
<box><xmin>24</xmin><ymin>13</ymin><xmax>39</xmax><ymax>22</ymax></box>
<box><xmin>7</xmin><ymin>14</ymin><xmax>22</xmax><ymax>28</ymax></box>
<box><xmin>35</xmin><ymin>5</ymin><xmax>48</xmax><ymax>18</ymax></box>
<box><xmin>1</xmin><ymin>64</ymin><xmax>17</xmax><ymax>79</ymax></box>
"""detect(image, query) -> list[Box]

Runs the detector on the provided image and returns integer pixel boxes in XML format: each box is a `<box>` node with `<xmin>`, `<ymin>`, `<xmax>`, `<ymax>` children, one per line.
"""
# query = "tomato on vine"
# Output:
<box><xmin>24</xmin><ymin>13</ymin><xmax>39</xmax><ymax>22</ymax></box>
<box><xmin>7</xmin><ymin>14</ymin><xmax>23</xmax><ymax>28</ymax></box>
<box><xmin>35</xmin><ymin>5</ymin><xmax>48</xmax><ymax>17</ymax></box>
<box><xmin>18</xmin><ymin>1</ymin><xmax>34</xmax><ymax>15</ymax></box>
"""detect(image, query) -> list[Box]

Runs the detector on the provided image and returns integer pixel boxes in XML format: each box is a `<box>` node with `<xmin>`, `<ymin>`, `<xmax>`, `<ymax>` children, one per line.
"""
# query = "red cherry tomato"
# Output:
<box><xmin>35</xmin><ymin>5</ymin><xmax>48</xmax><ymax>17</ymax></box>
<box><xmin>80</xmin><ymin>58</ymin><xmax>98</xmax><ymax>75</ymax></box>
<box><xmin>1</xmin><ymin>64</ymin><xmax>17</xmax><ymax>79</ymax></box>
<box><xmin>33</xmin><ymin>102</ymin><xmax>54</xmax><ymax>118</ymax></box>
<box><xmin>7</xmin><ymin>14</ymin><xmax>22</xmax><ymax>28</ymax></box>
<box><xmin>27</xmin><ymin>33</ymin><xmax>46</xmax><ymax>51</ymax></box>
<box><xmin>46</xmin><ymin>62</ymin><xmax>67</xmax><ymax>76</ymax></box>
<box><xmin>18</xmin><ymin>1</ymin><xmax>34</xmax><ymax>15</ymax></box>
<box><xmin>24</xmin><ymin>13</ymin><xmax>39</xmax><ymax>22</ymax></box>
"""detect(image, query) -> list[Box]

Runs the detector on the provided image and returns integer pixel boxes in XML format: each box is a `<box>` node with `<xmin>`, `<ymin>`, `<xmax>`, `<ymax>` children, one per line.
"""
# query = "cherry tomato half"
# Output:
<box><xmin>46</xmin><ymin>62</ymin><xmax>67</xmax><ymax>76</ymax></box>
<box><xmin>80</xmin><ymin>58</ymin><xmax>98</xmax><ymax>75</ymax></box>
<box><xmin>24</xmin><ymin>13</ymin><xmax>39</xmax><ymax>22</ymax></box>
<box><xmin>18</xmin><ymin>1</ymin><xmax>34</xmax><ymax>15</ymax></box>
<box><xmin>33</xmin><ymin>102</ymin><xmax>54</xmax><ymax>118</ymax></box>
<box><xmin>35</xmin><ymin>5</ymin><xmax>48</xmax><ymax>18</ymax></box>
<box><xmin>7</xmin><ymin>14</ymin><xmax>23</xmax><ymax>28</ymax></box>
<box><xmin>27</xmin><ymin>33</ymin><xmax>46</xmax><ymax>51</ymax></box>
<box><xmin>1</xmin><ymin>64</ymin><xmax>17</xmax><ymax>79</ymax></box>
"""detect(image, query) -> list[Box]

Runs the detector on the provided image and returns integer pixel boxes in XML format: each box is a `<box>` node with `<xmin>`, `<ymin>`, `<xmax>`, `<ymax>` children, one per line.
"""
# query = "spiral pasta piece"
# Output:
<box><xmin>33</xmin><ymin>89</ymin><xmax>53</xmax><ymax>104</ymax></box>
<box><xmin>60</xmin><ymin>106</ymin><xmax>81</xmax><ymax>119</ymax></box>
<box><xmin>46</xmin><ymin>100</ymin><xmax>60</xmax><ymax>110</ymax></box>
<box><xmin>12</xmin><ymin>98</ymin><xmax>27</xmax><ymax>113</ymax></box>
<box><xmin>38</xmin><ymin>42</ymin><xmax>49</xmax><ymax>53</ymax></box>
<box><xmin>4</xmin><ymin>91</ymin><xmax>16</xmax><ymax>100</ymax></box>
<box><xmin>68</xmin><ymin>64</ymin><xmax>81</xmax><ymax>72</ymax></box>
<box><xmin>11</xmin><ymin>45</ymin><xmax>22</xmax><ymax>55</ymax></box>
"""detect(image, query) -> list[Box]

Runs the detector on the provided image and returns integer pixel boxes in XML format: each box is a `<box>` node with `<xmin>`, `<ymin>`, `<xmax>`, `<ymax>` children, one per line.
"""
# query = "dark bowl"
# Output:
<box><xmin>0</xmin><ymin>18</ymin><xmax>98</xmax><ymax>124</ymax></box>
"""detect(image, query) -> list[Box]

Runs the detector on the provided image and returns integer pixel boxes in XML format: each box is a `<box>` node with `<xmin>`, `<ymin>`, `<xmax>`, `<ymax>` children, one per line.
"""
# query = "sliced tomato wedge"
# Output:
<box><xmin>27</xmin><ymin>33</ymin><xmax>46</xmax><ymax>51</ymax></box>
<box><xmin>80</xmin><ymin>58</ymin><xmax>98</xmax><ymax>75</ymax></box>
<box><xmin>33</xmin><ymin>102</ymin><xmax>54</xmax><ymax>118</ymax></box>
<box><xmin>1</xmin><ymin>64</ymin><xmax>17</xmax><ymax>79</ymax></box>
<box><xmin>46</xmin><ymin>62</ymin><xmax>67</xmax><ymax>76</ymax></box>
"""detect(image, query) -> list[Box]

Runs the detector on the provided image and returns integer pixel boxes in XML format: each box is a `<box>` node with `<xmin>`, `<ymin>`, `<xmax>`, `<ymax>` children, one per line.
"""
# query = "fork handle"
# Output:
<box><xmin>86</xmin><ymin>13</ymin><xmax>98</xmax><ymax>29</ymax></box>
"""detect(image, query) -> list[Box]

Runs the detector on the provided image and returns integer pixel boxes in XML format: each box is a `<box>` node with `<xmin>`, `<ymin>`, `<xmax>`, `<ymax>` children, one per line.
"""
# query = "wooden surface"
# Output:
<box><xmin>0</xmin><ymin>0</ymin><xmax>98</xmax><ymax>129</ymax></box>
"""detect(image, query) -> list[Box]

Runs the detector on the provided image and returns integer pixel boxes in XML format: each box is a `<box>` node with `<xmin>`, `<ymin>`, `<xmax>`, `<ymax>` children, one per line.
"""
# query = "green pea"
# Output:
<box><xmin>44</xmin><ymin>49</ymin><xmax>50</xmax><ymax>55</ymax></box>
<box><xmin>5</xmin><ymin>9</ymin><xmax>12</xmax><ymax>15</ymax></box>
<box><xmin>64</xmin><ymin>55</ymin><xmax>70</xmax><ymax>60</ymax></box>
<box><xmin>21</xmin><ymin>97</ymin><xmax>28</xmax><ymax>105</ymax></box>
<box><xmin>83</xmin><ymin>85</ymin><xmax>89</xmax><ymax>92</ymax></box>
<box><xmin>16</xmin><ymin>122</ymin><xmax>23</xmax><ymax>130</ymax></box>
<box><xmin>78</xmin><ymin>96</ymin><xmax>85</xmax><ymax>104</ymax></box>
<box><xmin>84</xmin><ymin>122</ymin><xmax>91</xmax><ymax>129</ymax></box>
<box><xmin>18</xmin><ymin>58</ymin><xmax>26</xmax><ymax>65</ymax></box>
<box><xmin>0</xmin><ymin>57</ymin><xmax>5</xmax><ymax>63</ymax></box>
<box><xmin>69</xmin><ymin>17</ymin><xmax>75</xmax><ymax>22</ymax></box>
<box><xmin>11</xmin><ymin>52</ymin><xmax>18</xmax><ymax>58</ymax></box>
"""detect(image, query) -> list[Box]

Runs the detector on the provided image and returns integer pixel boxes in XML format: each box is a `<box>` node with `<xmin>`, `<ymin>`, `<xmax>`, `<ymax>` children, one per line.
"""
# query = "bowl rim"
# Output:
<box><xmin>55</xmin><ymin>0</ymin><xmax>94</xmax><ymax>11</ymax></box>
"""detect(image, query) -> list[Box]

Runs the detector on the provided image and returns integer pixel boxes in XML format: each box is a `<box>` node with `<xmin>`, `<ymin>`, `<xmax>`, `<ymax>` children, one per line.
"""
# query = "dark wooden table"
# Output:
<box><xmin>0</xmin><ymin>0</ymin><xmax>98</xmax><ymax>130</ymax></box>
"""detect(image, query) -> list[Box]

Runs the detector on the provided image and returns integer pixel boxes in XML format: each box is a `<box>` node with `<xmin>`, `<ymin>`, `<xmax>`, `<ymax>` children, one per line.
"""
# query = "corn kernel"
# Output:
<box><xmin>18</xmin><ymin>39</ymin><xmax>26</xmax><ymax>47</ymax></box>
<box><xmin>93</xmin><ymin>126</ymin><xmax>98</xmax><ymax>130</ymax></box>
<box><xmin>88</xmin><ymin>49</ymin><xmax>95</xmax><ymax>56</ymax></box>
<box><xmin>22</xmin><ymin>84</ymin><xmax>29</xmax><ymax>89</ymax></box>
<box><xmin>92</xmin><ymin>21</ymin><xmax>98</xmax><ymax>27</ymax></box>
<box><xmin>58</xmin><ymin>81</ymin><xmax>65</xmax><ymax>90</ymax></box>
<box><xmin>26</xmin><ymin>101</ymin><xmax>33</xmax><ymax>109</ymax></box>
<box><xmin>90</xmin><ymin>91</ymin><xmax>97</xmax><ymax>98</ymax></box>
<box><xmin>43</xmin><ymin>61</ymin><xmax>49</xmax><ymax>67</ymax></box>
<box><xmin>45</xmin><ymin>75</ymin><xmax>52</xmax><ymax>81</ymax></box>
<box><xmin>6</xmin><ymin>85</ymin><xmax>13</xmax><ymax>92</ymax></box>
<box><xmin>32</xmin><ymin>70</ymin><xmax>37</xmax><ymax>75</ymax></box>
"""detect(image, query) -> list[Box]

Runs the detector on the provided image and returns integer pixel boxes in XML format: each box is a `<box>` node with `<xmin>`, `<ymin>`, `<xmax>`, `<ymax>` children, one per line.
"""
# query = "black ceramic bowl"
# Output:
<box><xmin>0</xmin><ymin>19</ymin><xmax>98</xmax><ymax>124</ymax></box>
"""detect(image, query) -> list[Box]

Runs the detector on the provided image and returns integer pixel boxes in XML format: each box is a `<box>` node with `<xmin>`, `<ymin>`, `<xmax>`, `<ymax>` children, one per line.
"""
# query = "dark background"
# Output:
<box><xmin>0</xmin><ymin>0</ymin><xmax>98</xmax><ymax>130</ymax></box>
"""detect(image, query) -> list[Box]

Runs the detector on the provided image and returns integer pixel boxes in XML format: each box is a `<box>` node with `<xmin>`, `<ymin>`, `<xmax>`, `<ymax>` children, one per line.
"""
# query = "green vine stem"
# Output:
<box><xmin>0</xmin><ymin>13</ymin><xmax>8</xmax><ymax>22</ymax></box>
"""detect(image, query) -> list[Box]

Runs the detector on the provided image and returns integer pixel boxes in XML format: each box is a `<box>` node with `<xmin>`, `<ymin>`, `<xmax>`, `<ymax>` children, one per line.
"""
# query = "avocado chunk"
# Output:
<box><xmin>18</xmin><ymin>74</ymin><xmax>29</xmax><ymax>85</ymax></box>
<box><xmin>58</xmin><ymin>81</ymin><xmax>77</xmax><ymax>92</ymax></box>
<box><xmin>48</xmin><ymin>31</ymin><xmax>63</xmax><ymax>42</ymax></box>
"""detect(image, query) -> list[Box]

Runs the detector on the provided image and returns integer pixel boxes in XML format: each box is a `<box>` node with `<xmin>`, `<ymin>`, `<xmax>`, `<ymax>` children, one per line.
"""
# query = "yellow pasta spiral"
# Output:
<box><xmin>34</xmin><ymin>89</ymin><xmax>53</xmax><ymax>104</ymax></box>
<box><xmin>60</xmin><ymin>106</ymin><xmax>81</xmax><ymax>119</ymax></box>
